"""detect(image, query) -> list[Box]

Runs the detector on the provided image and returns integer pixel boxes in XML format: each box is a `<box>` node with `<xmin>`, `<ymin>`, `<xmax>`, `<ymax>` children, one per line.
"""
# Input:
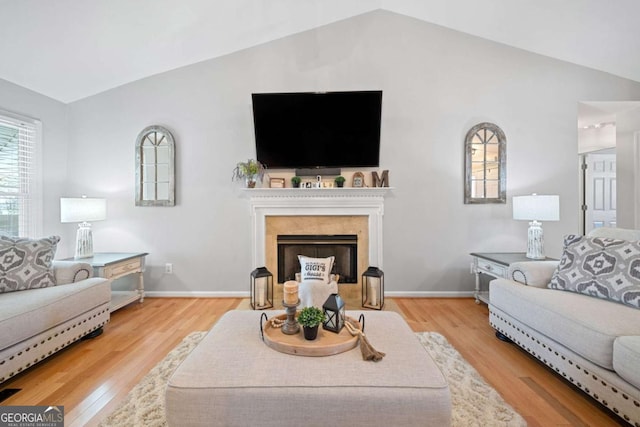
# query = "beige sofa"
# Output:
<box><xmin>0</xmin><ymin>236</ymin><xmax>111</xmax><ymax>383</ymax></box>
<box><xmin>489</xmin><ymin>228</ymin><xmax>640</xmax><ymax>425</ymax></box>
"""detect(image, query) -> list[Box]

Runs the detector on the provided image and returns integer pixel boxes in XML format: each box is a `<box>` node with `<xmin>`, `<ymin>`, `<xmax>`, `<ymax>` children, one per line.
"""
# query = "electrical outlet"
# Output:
<box><xmin>165</xmin><ymin>263</ymin><xmax>173</xmax><ymax>274</ymax></box>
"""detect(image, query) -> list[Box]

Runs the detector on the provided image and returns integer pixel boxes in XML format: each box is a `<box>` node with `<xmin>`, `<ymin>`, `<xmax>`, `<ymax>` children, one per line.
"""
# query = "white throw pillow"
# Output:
<box><xmin>298</xmin><ymin>255</ymin><xmax>334</xmax><ymax>284</ymax></box>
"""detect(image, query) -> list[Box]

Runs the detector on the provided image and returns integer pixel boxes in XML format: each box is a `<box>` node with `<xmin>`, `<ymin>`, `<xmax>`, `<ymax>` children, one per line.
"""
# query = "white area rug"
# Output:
<box><xmin>99</xmin><ymin>331</ymin><xmax>526</xmax><ymax>427</ymax></box>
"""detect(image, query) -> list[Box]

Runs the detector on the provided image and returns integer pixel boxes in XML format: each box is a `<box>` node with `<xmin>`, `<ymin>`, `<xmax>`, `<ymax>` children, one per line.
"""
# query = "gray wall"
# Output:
<box><xmin>7</xmin><ymin>10</ymin><xmax>640</xmax><ymax>296</ymax></box>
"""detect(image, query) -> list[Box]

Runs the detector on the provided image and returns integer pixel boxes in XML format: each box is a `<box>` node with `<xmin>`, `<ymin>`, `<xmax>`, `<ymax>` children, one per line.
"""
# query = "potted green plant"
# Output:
<box><xmin>291</xmin><ymin>176</ymin><xmax>302</xmax><ymax>188</ymax></box>
<box><xmin>232</xmin><ymin>159</ymin><xmax>266</xmax><ymax>188</ymax></box>
<box><xmin>334</xmin><ymin>176</ymin><xmax>346</xmax><ymax>188</ymax></box>
<box><xmin>297</xmin><ymin>306</ymin><xmax>325</xmax><ymax>340</ymax></box>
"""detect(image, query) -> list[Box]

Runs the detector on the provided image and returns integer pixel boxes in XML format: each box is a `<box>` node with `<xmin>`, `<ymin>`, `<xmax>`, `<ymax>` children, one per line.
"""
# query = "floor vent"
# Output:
<box><xmin>0</xmin><ymin>388</ymin><xmax>21</xmax><ymax>403</ymax></box>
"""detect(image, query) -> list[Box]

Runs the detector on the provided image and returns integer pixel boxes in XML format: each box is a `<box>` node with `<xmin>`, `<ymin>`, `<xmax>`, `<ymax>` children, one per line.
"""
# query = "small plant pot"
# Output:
<box><xmin>292</xmin><ymin>182</ymin><xmax>300</xmax><ymax>188</ymax></box>
<box><xmin>303</xmin><ymin>325</ymin><xmax>319</xmax><ymax>340</ymax></box>
<box><xmin>335</xmin><ymin>182</ymin><xmax>344</xmax><ymax>188</ymax></box>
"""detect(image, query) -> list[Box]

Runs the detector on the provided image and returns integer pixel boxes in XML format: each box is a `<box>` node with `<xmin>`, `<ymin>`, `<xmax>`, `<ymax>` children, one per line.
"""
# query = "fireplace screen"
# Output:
<box><xmin>277</xmin><ymin>235</ymin><xmax>358</xmax><ymax>284</ymax></box>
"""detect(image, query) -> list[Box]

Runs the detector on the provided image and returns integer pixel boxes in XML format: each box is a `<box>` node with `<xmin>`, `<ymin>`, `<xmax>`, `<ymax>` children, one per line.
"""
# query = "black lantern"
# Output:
<box><xmin>322</xmin><ymin>293</ymin><xmax>345</xmax><ymax>333</ymax></box>
<box><xmin>250</xmin><ymin>267</ymin><xmax>273</xmax><ymax>310</ymax></box>
<box><xmin>362</xmin><ymin>266</ymin><xmax>384</xmax><ymax>310</ymax></box>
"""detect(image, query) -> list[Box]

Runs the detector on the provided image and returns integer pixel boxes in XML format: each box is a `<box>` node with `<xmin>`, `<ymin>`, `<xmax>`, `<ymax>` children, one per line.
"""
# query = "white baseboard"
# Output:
<box><xmin>144</xmin><ymin>291</ymin><xmax>474</xmax><ymax>298</ymax></box>
<box><xmin>145</xmin><ymin>291</ymin><xmax>250</xmax><ymax>298</ymax></box>
<box><xmin>385</xmin><ymin>291</ymin><xmax>475</xmax><ymax>298</ymax></box>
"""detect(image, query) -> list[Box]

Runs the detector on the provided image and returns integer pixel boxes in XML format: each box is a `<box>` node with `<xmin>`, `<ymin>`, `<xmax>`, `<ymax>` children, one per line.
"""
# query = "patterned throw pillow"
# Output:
<box><xmin>0</xmin><ymin>235</ymin><xmax>60</xmax><ymax>293</ymax></box>
<box><xmin>548</xmin><ymin>234</ymin><xmax>640</xmax><ymax>309</ymax></box>
<box><xmin>298</xmin><ymin>255</ymin><xmax>335</xmax><ymax>283</ymax></box>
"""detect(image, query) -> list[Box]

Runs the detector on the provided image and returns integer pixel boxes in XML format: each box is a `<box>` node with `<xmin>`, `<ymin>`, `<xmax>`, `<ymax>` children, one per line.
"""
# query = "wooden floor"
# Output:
<box><xmin>0</xmin><ymin>298</ymin><xmax>624</xmax><ymax>426</ymax></box>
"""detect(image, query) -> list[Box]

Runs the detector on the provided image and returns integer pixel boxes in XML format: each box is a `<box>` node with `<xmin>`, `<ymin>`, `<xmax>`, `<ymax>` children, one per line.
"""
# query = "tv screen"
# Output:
<box><xmin>252</xmin><ymin>91</ymin><xmax>382</xmax><ymax>169</ymax></box>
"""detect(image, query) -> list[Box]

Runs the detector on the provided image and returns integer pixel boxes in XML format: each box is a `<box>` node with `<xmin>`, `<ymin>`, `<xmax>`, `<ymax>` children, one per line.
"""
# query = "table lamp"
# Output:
<box><xmin>60</xmin><ymin>196</ymin><xmax>106</xmax><ymax>258</ymax></box>
<box><xmin>513</xmin><ymin>194</ymin><xmax>559</xmax><ymax>259</ymax></box>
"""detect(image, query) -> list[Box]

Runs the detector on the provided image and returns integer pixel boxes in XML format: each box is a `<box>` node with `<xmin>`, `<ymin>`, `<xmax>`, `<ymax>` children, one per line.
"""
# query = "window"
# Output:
<box><xmin>0</xmin><ymin>111</ymin><xmax>42</xmax><ymax>237</ymax></box>
<box><xmin>464</xmin><ymin>122</ymin><xmax>506</xmax><ymax>204</ymax></box>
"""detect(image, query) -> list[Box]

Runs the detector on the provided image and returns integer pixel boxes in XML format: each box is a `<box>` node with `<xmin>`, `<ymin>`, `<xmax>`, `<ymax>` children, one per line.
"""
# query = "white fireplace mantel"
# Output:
<box><xmin>244</xmin><ymin>188</ymin><xmax>392</xmax><ymax>269</ymax></box>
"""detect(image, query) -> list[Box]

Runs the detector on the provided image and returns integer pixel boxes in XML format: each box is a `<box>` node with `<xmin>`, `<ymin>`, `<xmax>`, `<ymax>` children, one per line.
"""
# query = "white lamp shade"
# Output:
<box><xmin>513</xmin><ymin>195</ymin><xmax>560</xmax><ymax>221</ymax></box>
<box><xmin>61</xmin><ymin>197</ymin><xmax>106</xmax><ymax>223</ymax></box>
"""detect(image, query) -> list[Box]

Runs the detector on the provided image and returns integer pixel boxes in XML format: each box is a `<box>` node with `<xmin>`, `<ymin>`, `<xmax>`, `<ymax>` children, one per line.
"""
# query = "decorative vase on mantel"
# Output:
<box><xmin>246</xmin><ymin>175</ymin><xmax>257</xmax><ymax>188</ymax></box>
<box><xmin>232</xmin><ymin>159</ymin><xmax>266</xmax><ymax>188</ymax></box>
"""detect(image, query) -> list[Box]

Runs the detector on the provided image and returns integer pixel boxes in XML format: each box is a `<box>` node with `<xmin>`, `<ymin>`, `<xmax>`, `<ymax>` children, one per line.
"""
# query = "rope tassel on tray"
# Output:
<box><xmin>344</xmin><ymin>319</ymin><xmax>385</xmax><ymax>362</ymax></box>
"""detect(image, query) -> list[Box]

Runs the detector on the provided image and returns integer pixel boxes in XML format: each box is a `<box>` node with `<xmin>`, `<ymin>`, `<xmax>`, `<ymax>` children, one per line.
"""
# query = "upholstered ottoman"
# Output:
<box><xmin>166</xmin><ymin>310</ymin><xmax>451</xmax><ymax>426</ymax></box>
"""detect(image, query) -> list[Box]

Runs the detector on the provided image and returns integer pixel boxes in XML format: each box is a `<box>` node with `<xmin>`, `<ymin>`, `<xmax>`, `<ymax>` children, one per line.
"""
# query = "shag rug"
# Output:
<box><xmin>99</xmin><ymin>331</ymin><xmax>526</xmax><ymax>427</ymax></box>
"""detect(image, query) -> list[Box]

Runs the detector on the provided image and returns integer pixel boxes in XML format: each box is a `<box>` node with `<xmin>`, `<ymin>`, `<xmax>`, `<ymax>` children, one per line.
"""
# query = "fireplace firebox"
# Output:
<box><xmin>277</xmin><ymin>235</ymin><xmax>358</xmax><ymax>284</ymax></box>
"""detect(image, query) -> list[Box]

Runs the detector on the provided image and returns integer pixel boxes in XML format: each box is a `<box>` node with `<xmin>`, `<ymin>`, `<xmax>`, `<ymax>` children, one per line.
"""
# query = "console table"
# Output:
<box><xmin>72</xmin><ymin>252</ymin><xmax>148</xmax><ymax>312</ymax></box>
<box><xmin>470</xmin><ymin>252</ymin><xmax>556</xmax><ymax>304</ymax></box>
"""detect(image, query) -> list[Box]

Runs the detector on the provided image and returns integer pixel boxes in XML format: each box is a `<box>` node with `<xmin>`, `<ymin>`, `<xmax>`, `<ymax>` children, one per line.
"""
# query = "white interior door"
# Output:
<box><xmin>585</xmin><ymin>152</ymin><xmax>617</xmax><ymax>233</ymax></box>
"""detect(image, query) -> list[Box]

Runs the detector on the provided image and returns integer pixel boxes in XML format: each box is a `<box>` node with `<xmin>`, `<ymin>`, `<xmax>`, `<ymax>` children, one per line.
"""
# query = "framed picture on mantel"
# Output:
<box><xmin>352</xmin><ymin>172</ymin><xmax>365</xmax><ymax>188</ymax></box>
<box><xmin>270</xmin><ymin>178</ymin><xmax>285</xmax><ymax>188</ymax></box>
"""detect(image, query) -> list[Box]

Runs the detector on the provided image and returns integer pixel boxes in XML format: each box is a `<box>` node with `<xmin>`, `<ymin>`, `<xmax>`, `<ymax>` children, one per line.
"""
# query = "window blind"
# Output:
<box><xmin>0</xmin><ymin>112</ymin><xmax>41</xmax><ymax>237</ymax></box>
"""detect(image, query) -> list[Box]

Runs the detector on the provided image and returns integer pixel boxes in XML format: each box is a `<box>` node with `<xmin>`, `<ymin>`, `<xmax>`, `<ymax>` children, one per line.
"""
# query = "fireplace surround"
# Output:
<box><xmin>246</xmin><ymin>187</ymin><xmax>390</xmax><ymax>305</ymax></box>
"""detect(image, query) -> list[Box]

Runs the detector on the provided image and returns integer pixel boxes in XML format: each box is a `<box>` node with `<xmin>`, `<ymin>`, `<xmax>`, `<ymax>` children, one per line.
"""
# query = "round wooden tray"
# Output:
<box><xmin>261</xmin><ymin>314</ymin><xmax>361</xmax><ymax>357</ymax></box>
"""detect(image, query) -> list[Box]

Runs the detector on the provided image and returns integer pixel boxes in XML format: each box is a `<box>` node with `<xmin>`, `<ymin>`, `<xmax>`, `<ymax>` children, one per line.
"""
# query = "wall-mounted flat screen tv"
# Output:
<box><xmin>252</xmin><ymin>90</ymin><xmax>382</xmax><ymax>169</ymax></box>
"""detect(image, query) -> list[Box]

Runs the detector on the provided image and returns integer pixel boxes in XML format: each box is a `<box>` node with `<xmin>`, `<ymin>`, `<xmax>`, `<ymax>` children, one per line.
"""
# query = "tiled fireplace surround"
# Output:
<box><xmin>247</xmin><ymin>188</ymin><xmax>390</xmax><ymax>305</ymax></box>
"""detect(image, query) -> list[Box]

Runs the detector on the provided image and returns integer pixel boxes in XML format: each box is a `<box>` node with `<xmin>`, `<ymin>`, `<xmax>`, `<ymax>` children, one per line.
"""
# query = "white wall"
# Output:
<box><xmin>56</xmin><ymin>11</ymin><xmax>640</xmax><ymax>295</ymax></box>
<box><xmin>0</xmin><ymin>79</ymin><xmax>69</xmax><ymax>236</ymax></box>
<box><xmin>616</xmin><ymin>106</ymin><xmax>640</xmax><ymax>228</ymax></box>
<box><xmin>578</xmin><ymin>126</ymin><xmax>616</xmax><ymax>154</ymax></box>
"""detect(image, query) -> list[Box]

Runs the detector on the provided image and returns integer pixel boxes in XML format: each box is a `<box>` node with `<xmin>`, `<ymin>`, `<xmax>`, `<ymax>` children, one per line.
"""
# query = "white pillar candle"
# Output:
<box><xmin>257</xmin><ymin>277</ymin><xmax>266</xmax><ymax>307</ymax></box>
<box><xmin>283</xmin><ymin>281</ymin><xmax>298</xmax><ymax>304</ymax></box>
<box><xmin>370</xmin><ymin>278</ymin><xmax>379</xmax><ymax>306</ymax></box>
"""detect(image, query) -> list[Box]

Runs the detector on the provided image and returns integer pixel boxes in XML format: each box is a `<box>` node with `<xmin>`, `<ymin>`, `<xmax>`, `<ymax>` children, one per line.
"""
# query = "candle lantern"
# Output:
<box><xmin>250</xmin><ymin>267</ymin><xmax>273</xmax><ymax>310</ymax></box>
<box><xmin>322</xmin><ymin>293</ymin><xmax>345</xmax><ymax>333</ymax></box>
<box><xmin>362</xmin><ymin>266</ymin><xmax>384</xmax><ymax>310</ymax></box>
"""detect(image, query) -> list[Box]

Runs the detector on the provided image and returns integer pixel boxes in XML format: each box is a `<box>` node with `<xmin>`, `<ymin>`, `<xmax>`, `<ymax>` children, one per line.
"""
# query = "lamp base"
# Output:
<box><xmin>75</xmin><ymin>222</ymin><xmax>94</xmax><ymax>259</ymax></box>
<box><xmin>526</xmin><ymin>220</ymin><xmax>545</xmax><ymax>259</ymax></box>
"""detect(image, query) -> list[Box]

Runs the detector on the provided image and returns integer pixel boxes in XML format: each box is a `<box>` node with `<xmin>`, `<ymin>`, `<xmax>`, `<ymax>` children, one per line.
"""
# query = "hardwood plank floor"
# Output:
<box><xmin>0</xmin><ymin>297</ymin><xmax>624</xmax><ymax>426</ymax></box>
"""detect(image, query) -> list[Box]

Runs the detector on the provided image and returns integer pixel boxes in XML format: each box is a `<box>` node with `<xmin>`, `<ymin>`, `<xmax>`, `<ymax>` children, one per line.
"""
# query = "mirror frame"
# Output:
<box><xmin>135</xmin><ymin>125</ymin><xmax>176</xmax><ymax>206</ymax></box>
<box><xmin>464</xmin><ymin>122</ymin><xmax>506</xmax><ymax>204</ymax></box>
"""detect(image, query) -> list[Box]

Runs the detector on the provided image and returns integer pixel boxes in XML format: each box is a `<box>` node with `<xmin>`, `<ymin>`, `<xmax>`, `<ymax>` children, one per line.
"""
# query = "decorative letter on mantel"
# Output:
<box><xmin>464</xmin><ymin>122</ymin><xmax>506</xmax><ymax>204</ymax></box>
<box><xmin>372</xmin><ymin>170</ymin><xmax>389</xmax><ymax>187</ymax></box>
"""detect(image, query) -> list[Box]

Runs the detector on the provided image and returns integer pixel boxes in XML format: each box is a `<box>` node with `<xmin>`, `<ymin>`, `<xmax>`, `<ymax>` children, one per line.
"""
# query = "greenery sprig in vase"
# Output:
<box><xmin>334</xmin><ymin>176</ymin><xmax>346</xmax><ymax>187</ymax></box>
<box><xmin>232</xmin><ymin>159</ymin><xmax>266</xmax><ymax>188</ymax></box>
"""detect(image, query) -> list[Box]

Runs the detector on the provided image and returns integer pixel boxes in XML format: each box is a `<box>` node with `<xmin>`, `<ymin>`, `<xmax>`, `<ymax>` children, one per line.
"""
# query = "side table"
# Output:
<box><xmin>470</xmin><ymin>252</ymin><xmax>556</xmax><ymax>304</ymax></box>
<box><xmin>69</xmin><ymin>252</ymin><xmax>148</xmax><ymax>312</ymax></box>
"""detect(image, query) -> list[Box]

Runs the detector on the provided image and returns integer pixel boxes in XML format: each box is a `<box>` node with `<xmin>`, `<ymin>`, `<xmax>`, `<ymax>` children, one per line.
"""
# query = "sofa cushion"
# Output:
<box><xmin>0</xmin><ymin>235</ymin><xmax>60</xmax><ymax>293</ymax></box>
<box><xmin>490</xmin><ymin>278</ymin><xmax>640</xmax><ymax>369</ymax></box>
<box><xmin>548</xmin><ymin>234</ymin><xmax>640</xmax><ymax>309</ymax></box>
<box><xmin>0</xmin><ymin>277</ymin><xmax>111</xmax><ymax>350</ymax></box>
<box><xmin>613</xmin><ymin>336</ymin><xmax>640</xmax><ymax>389</ymax></box>
<box><xmin>297</xmin><ymin>255</ymin><xmax>334</xmax><ymax>283</ymax></box>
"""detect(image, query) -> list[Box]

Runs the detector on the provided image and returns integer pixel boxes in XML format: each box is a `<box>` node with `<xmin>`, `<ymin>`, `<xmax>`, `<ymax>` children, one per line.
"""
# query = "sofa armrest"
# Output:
<box><xmin>52</xmin><ymin>260</ymin><xmax>94</xmax><ymax>285</ymax></box>
<box><xmin>507</xmin><ymin>261</ymin><xmax>559</xmax><ymax>288</ymax></box>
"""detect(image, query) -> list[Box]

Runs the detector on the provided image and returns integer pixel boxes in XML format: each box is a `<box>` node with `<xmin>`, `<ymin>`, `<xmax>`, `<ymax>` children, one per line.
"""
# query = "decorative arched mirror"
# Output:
<box><xmin>135</xmin><ymin>125</ymin><xmax>175</xmax><ymax>206</ymax></box>
<box><xmin>464</xmin><ymin>122</ymin><xmax>506</xmax><ymax>204</ymax></box>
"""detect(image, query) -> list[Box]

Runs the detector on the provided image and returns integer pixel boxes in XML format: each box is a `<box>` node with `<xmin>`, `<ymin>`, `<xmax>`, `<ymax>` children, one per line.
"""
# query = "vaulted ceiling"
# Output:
<box><xmin>1</xmin><ymin>0</ymin><xmax>639</xmax><ymax>104</ymax></box>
